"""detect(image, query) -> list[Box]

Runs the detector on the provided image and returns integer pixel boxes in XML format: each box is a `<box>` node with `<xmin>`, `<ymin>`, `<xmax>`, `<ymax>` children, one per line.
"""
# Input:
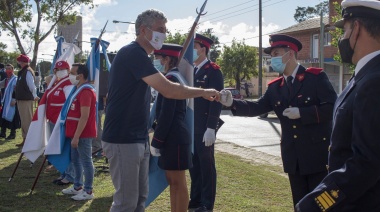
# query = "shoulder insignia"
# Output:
<box><xmin>165</xmin><ymin>75</ymin><xmax>173</xmax><ymax>79</ymax></box>
<box><xmin>306</xmin><ymin>67</ymin><xmax>323</xmax><ymax>75</ymax></box>
<box><xmin>210</xmin><ymin>62</ymin><xmax>220</xmax><ymax>70</ymax></box>
<box><xmin>268</xmin><ymin>77</ymin><xmax>284</xmax><ymax>86</ymax></box>
<box><xmin>296</xmin><ymin>73</ymin><xmax>305</xmax><ymax>82</ymax></box>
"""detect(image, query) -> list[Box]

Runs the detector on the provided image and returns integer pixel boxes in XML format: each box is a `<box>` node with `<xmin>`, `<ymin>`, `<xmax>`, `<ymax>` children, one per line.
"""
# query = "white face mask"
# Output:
<box><xmin>145</xmin><ymin>28</ymin><xmax>166</xmax><ymax>50</ymax></box>
<box><xmin>56</xmin><ymin>69</ymin><xmax>68</xmax><ymax>79</ymax></box>
<box><xmin>69</xmin><ymin>74</ymin><xmax>79</xmax><ymax>85</ymax></box>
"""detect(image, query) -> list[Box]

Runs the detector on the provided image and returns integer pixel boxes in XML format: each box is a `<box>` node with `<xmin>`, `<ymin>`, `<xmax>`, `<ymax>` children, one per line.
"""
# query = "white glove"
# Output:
<box><xmin>283</xmin><ymin>107</ymin><xmax>301</xmax><ymax>119</ymax></box>
<box><xmin>150</xmin><ymin>146</ymin><xmax>161</xmax><ymax>156</ymax></box>
<box><xmin>203</xmin><ymin>128</ymin><xmax>216</xmax><ymax>147</ymax></box>
<box><xmin>220</xmin><ymin>90</ymin><xmax>233</xmax><ymax>107</ymax></box>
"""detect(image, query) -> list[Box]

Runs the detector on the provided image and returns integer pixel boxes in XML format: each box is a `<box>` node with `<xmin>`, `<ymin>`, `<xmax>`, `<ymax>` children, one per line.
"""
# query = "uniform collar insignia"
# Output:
<box><xmin>296</xmin><ymin>73</ymin><xmax>305</xmax><ymax>82</ymax></box>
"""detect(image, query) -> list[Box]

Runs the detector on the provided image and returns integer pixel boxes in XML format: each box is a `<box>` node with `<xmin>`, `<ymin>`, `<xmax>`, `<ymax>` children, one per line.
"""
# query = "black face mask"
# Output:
<box><xmin>338</xmin><ymin>27</ymin><xmax>358</xmax><ymax>65</ymax></box>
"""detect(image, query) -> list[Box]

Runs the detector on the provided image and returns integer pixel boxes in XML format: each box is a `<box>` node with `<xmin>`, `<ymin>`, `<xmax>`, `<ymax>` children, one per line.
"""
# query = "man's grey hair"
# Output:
<box><xmin>135</xmin><ymin>9</ymin><xmax>167</xmax><ymax>36</ymax></box>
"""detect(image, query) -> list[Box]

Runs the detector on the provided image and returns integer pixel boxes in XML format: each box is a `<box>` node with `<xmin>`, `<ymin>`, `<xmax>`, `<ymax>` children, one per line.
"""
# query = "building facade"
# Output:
<box><xmin>57</xmin><ymin>16</ymin><xmax>83</xmax><ymax>51</ymax></box>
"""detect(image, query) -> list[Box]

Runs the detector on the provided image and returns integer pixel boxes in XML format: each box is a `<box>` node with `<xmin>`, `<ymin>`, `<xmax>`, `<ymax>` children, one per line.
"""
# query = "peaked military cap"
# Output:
<box><xmin>195</xmin><ymin>33</ymin><xmax>214</xmax><ymax>49</ymax></box>
<box><xmin>335</xmin><ymin>0</ymin><xmax>380</xmax><ymax>28</ymax></box>
<box><xmin>154</xmin><ymin>43</ymin><xmax>183</xmax><ymax>58</ymax></box>
<box><xmin>264</xmin><ymin>34</ymin><xmax>302</xmax><ymax>54</ymax></box>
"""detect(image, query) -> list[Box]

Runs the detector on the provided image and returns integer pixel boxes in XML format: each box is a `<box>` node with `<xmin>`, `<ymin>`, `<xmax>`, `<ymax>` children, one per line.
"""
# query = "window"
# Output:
<box><xmin>324</xmin><ymin>32</ymin><xmax>331</xmax><ymax>46</ymax></box>
<box><xmin>312</xmin><ymin>34</ymin><xmax>319</xmax><ymax>59</ymax></box>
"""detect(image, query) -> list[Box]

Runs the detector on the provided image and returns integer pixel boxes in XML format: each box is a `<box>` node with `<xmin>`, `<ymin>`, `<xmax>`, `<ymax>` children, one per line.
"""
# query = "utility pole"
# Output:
<box><xmin>319</xmin><ymin>9</ymin><xmax>324</xmax><ymax>69</ymax></box>
<box><xmin>258</xmin><ymin>0</ymin><xmax>263</xmax><ymax>97</ymax></box>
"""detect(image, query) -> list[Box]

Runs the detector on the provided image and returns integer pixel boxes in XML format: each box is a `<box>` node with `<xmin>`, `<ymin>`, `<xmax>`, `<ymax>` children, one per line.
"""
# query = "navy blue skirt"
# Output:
<box><xmin>158</xmin><ymin>144</ymin><xmax>193</xmax><ymax>171</ymax></box>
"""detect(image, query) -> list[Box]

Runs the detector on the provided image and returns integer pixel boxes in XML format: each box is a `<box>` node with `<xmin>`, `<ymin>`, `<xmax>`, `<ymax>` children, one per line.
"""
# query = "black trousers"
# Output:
<box><xmin>288</xmin><ymin>170</ymin><xmax>328</xmax><ymax>207</ymax></box>
<box><xmin>189</xmin><ymin>133</ymin><xmax>217</xmax><ymax>210</ymax></box>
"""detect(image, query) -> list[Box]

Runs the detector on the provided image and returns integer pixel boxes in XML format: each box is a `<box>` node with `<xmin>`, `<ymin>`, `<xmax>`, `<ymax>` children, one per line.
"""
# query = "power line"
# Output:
<box><xmin>203</xmin><ymin>0</ymin><xmax>255</xmax><ymax>17</ymax></box>
<box><xmin>200</xmin><ymin>0</ymin><xmax>273</xmax><ymax>23</ymax></box>
<box><xmin>203</xmin><ymin>0</ymin><xmax>286</xmax><ymax>24</ymax></box>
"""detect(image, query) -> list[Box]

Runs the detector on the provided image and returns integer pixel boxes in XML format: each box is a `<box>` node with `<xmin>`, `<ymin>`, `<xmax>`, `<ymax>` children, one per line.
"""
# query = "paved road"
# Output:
<box><xmin>217</xmin><ymin>110</ymin><xmax>282</xmax><ymax>158</ymax></box>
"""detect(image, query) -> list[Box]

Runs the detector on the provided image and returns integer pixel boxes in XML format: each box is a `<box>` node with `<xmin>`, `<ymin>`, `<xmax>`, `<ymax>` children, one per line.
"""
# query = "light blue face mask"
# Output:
<box><xmin>193</xmin><ymin>49</ymin><xmax>199</xmax><ymax>61</ymax></box>
<box><xmin>153</xmin><ymin>59</ymin><xmax>165</xmax><ymax>73</ymax></box>
<box><xmin>271</xmin><ymin>51</ymin><xmax>289</xmax><ymax>74</ymax></box>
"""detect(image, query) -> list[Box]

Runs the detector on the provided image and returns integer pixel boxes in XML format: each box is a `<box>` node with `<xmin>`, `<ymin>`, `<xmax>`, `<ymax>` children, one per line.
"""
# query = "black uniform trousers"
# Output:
<box><xmin>288</xmin><ymin>169</ymin><xmax>327</xmax><ymax>206</ymax></box>
<box><xmin>189</xmin><ymin>133</ymin><xmax>217</xmax><ymax>210</ymax></box>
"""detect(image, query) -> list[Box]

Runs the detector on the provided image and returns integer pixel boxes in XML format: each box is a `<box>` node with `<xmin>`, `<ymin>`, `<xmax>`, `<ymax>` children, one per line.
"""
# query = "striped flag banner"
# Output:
<box><xmin>86</xmin><ymin>38</ymin><xmax>111</xmax><ymax>100</ymax></box>
<box><xmin>49</xmin><ymin>36</ymin><xmax>65</xmax><ymax>74</ymax></box>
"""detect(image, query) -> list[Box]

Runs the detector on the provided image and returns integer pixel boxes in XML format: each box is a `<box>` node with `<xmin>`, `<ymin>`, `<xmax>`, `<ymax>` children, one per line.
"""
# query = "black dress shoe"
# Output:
<box><xmin>194</xmin><ymin>206</ymin><xmax>212</xmax><ymax>212</ymax></box>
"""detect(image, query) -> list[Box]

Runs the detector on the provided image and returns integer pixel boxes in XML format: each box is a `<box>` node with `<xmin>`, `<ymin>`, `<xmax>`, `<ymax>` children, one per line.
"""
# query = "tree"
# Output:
<box><xmin>200</xmin><ymin>28</ymin><xmax>221</xmax><ymax>62</ymax></box>
<box><xmin>330</xmin><ymin>1</ymin><xmax>355</xmax><ymax>71</ymax></box>
<box><xmin>294</xmin><ymin>1</ymin><xmax>329</xmax><ymax>23</ymax></box>
<box><xmin>38</xmin><ymin>60</ymin><xmax>52</xmax><ymax>78</ymax></box>
<box><xmin>166</xmin><ymin>32</ymin><xmax>186</xmax><ymax>45</ymax></box>
<box><xmin>0</xmin><ymin>42</ymin><xmax>20</xmax><ymax>65</ymax></box>
<box><xmin>217</xmin><ymin>39</ymin><xmax>257</xmax><ymax>90</ymax></box>
<box><xmin>0</xmin><ymin>0</ymin><xmax>94</xmax><ymax>70</ymax></box>
<box><xmin>165</xmin><ymin>29</ymin><xmax>221</xmax><ymax>62</ymax></box>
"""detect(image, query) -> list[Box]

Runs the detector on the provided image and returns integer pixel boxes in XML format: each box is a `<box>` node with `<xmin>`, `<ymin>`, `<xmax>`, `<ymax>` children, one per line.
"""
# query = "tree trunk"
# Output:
<box><xmin>235</xmin><ymin>72</ymin><xmax>241</xmax><ymax>90</ymax></box>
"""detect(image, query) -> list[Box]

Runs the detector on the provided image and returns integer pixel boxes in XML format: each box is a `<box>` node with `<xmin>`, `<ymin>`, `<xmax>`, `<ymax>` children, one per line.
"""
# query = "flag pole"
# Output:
<box><xmin>176</xmin><ymin>0</ymin><xmax>208</xmax><ymax>67</ymax></box>
<box><xmin>29</xmin><ymin>156</ymin><xmax>47</xmax><ymax>195</ymax></box>
<box><xmin>8</xmin><ymin>153</ymin><xmax>24</xmax><ymax>182</ymax></box>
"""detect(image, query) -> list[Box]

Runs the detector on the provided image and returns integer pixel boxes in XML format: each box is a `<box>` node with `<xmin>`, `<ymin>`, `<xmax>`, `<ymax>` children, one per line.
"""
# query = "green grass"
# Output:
<box><xmin>0</xmin><ymin>132</ymin><xmax>293</xmax><ymax>211</ymax></box>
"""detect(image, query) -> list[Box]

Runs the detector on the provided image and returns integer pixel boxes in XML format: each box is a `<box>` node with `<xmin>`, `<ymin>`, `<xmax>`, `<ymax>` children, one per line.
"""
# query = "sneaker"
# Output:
<box><xmin>71</xmin><ymin>190</ymin><xmax>94</xmax><ymax>201</ymax></box>
<box><xmin>62</xmin><ymin>187</ymin><xmax>83</xmax><ymax>195</ymax></box>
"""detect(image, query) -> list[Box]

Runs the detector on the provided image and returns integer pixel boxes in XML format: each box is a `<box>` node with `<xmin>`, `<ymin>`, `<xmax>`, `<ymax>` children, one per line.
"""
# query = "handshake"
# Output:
<box><xmin>219</xmin><ymin>89</ymin><xmax>234</xmax><ymax>107</ymax></box>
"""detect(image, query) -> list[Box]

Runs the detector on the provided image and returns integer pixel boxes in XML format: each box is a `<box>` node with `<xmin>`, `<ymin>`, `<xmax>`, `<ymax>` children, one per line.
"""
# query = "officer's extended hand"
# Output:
<box><xmin>202</xmin><ymin>89</ymin><xmax>220</xmax><ymax>101</ymax></box>
<box><xmin>219</xmin><ymin>89</ymin><xmax>233</xmax><ymax>107</ymax></box>
<box><xmin>150</xmin><ymin>146</ymin><xmax>161</xmax><ymax>156</ymax></box>
<box><xmin>283</xmin><ymin>107</ymin><xmax>301</xmax><ymax>119</ymax></box>
<box><xmin>203</xmin><ymin>128</ymin><xmax>216</xmax><ymax>147</ymax></box>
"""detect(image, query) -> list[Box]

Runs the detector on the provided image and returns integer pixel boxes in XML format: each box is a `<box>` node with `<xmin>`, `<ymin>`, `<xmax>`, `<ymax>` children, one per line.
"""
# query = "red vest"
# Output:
<box><xmin>46</xmin><ymin>77</ymin><xmax>72</xmax><ymax>123</ymax></box>
<box><xmin>65</xmin><ymin>87</ymin><xmax>97</xmax><ymax>138</ymax></box>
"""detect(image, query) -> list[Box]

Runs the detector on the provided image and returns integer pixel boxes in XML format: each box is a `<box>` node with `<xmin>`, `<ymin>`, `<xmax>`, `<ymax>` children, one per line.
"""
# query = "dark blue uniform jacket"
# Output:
<box><xmin>297</xmin><ymin>54</ymin><xmax>380</xmax><ymax>211</ymax></box>
<box><xmin>231</xmin><ymin>65</ymin><xmax>337</xmax><ymax>175</ymax></box>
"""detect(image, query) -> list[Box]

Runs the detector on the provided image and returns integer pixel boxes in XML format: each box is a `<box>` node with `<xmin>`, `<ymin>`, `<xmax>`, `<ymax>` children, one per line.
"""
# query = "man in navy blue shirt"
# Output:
<box><xmin>102</xmin><ymin>9</ymin><xmax>220</xmax><ymax>212</ymax></box>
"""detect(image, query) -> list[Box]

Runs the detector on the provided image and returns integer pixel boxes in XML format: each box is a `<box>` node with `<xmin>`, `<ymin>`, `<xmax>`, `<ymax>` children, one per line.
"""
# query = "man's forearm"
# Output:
<box><xmin>162</xmin><ymin>82</ymin><xmax>205</xmax><ymax>100</ymax></box>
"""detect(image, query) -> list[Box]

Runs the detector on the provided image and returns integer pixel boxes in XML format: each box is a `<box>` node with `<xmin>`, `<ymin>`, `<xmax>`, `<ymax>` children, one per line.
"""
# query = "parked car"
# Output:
<box><xmin>225</xmin><ymin>87</ymin><xmax>243</xmax><ymax>100</ymax></box>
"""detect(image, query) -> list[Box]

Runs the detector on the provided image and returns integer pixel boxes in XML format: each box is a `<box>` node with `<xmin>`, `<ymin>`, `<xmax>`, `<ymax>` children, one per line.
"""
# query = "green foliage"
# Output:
<box><xmin>38</xmin><ymin>60</ymin><xmax>52</xmax><ymax>78</ymax></box>
<box><xmin>166</xmin><ymin>32</ymin><xmax>187</xmax><ymax>45</ymax></box>
<box><xmin>166</xmin><ymin>28</ymin><xmax>221</xmax><ymax>63</ymax></box>
<box><xmin>0</xmin><ymin>0</ymin><xmax>95</xmax><ymax>69</ymax></box>
<box><xmin>331</xmin><ymin>2</ymin><xmax>343</xmax><ymax>63</ymax></box>
<box><xmin>218</xmin><ymin>39</ymin><xmax>257</xmax><ymax>90</ymax></box>
<box><xmin>330</xmin><ymin>2</ymin><xmax>355</xmax><ymax>71</ymax></box>
<box><xmin>294</xmin><ymin>1</ymin><xmax>329</xmax><ymax>23</ymax></box>
<box><xmin>200</xmin><ymin>28</ymin><xmax>221</xmax><ymax>62</ymax></box>
<box><xmin>0</xmin><ymin>42</ymin><xmax>20</xmax><ymax>65</ymax></box>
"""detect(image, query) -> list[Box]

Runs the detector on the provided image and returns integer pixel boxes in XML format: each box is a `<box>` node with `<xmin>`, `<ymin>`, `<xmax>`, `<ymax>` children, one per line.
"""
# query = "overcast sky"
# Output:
<box><xmin>1</xmin><ymin>0</ymin><xmax>325</xmax><ymax>61</ymax></box>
